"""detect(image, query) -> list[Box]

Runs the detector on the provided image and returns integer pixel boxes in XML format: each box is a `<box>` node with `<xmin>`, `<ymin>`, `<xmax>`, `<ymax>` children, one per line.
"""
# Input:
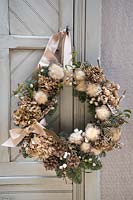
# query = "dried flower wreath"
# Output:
<box><xmin>2</xmin><ymin>29</ymin><xmax>131</xmax><ymax>184</ymax></box>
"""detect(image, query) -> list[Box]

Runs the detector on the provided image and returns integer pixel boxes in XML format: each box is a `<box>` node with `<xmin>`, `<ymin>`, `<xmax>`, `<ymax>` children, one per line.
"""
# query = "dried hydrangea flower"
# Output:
<box><xmin>52</xmin><ymin>140</ymin><xmax>68</xmax><ymax>158</ymax></box>
<box><xmin>43</xmin><ymin>156</ymin><xmax>59</xmax><ymax>170</ymax></box>
<box><xmin>38</xmin><ymin>75</ymin><xmax>60</xmax><ymax>95</ymax></box>
<box><xmin>24</xmin><ymin>134</ymin><xmax>56</xmax><ymax>159</ymax></box>
<box><xmin>13</xmin><ymin>97</ymin><xmax>43</xmax><ymax>127</ymax></box>
<box><xmin>66</xmin><ymin>155</ymin><xmax>80</xmax><ymax>169</ymax></box>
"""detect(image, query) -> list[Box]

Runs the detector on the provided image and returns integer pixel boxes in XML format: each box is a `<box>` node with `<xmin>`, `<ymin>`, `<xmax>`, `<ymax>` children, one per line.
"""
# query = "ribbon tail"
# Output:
<box><xmin>38</xmin><ymin>32</ymin><xmax>62</xmax><ymax>67</ymax></box>
<box><xmin>63</xmin><ymin>33</ymin><xmax>72</xmax><ymax>67</ymax></box>
<box><xmin>1</xmin><ymin>138</ymin><xmax>16</xmax><ymax>147</ymax></box>
<box><xmin>1</xmin><ymin>134</ymin><xmax>25</xmax><ymax>147</ymax></box>
<box><xmin>1</xmin><ymin>129</ymin><xmax>26</xmax><ymax>147</ymax></box>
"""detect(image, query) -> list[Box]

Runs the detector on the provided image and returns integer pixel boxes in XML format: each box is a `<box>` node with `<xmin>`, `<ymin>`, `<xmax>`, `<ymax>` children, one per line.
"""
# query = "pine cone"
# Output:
<box><xmin>13</xmin><ymin>97</ymin><xmax>43</xmax><ymax>127</ymax></box>
<box><xmin>83</xmin><ymin>66</ymin><xmax>105</xmax><ymax>83</ymax></box>
<box><xmin>67</xmin><ymin>155</ymin><xmax>80</xmax><ymax>169</ymax></box>
<box><xmin>43</xmin><ymin>156</ymin><xmax>59</xmax><ymax>170</ymax></box>
<box><xmin>38</xmin><ymin>75</ymin><xmax>60</xmax><ymax>95</ymax></box>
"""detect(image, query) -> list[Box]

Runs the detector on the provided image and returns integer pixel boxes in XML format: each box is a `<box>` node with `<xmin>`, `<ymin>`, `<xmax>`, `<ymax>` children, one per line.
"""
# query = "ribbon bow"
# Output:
<box><xmin>2</xmin><ymin>121</ymin><xmax>47</xmax><ymax>147</ymax></box>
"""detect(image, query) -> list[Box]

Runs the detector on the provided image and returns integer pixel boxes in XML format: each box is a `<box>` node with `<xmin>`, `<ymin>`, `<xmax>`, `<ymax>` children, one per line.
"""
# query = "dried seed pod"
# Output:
<box><xmin>83</xmin><ymin>66</ymin><xmax>105</xmax><ymax>83</ymax></box>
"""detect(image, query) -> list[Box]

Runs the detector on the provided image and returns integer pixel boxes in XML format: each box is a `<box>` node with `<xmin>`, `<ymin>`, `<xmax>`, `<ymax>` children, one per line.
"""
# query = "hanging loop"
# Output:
<box><xmin>66</xmin><ymin>25</ymin><xmax>69</xmax><ymax>35</ymax></box>
<box><xmin>38</xmin><ymin>27</ymin><xmax>72</xmax><ymax>68</ymax></box>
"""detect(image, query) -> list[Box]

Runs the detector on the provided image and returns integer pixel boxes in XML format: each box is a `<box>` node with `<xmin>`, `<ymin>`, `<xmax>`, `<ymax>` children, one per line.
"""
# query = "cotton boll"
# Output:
<box><xmin>34</xmin><ymin>91</ymin><xmax>48</xmax><ymax>105</ymax></box>
<box><xmin>69</xmin><ymin>129</ymin><xmax>83</xmax><ymax>145</ymax></box>
<box><xmin>48</xmin><ymin>64</ymin><xmax>64</xmax><ymax>80</ymax></box>
<box><xmin>96</xmin><ymin>105</ymin><xmax>111</xmax><ymax>121</ymax></box>
<box><xmin>69</xmin><ymin>133</ymin><xmax>83</xmax><ymax>145</ymax></box>
<box><xmin>63</xmin><ymin>152</ymin><xmax>70</xmax><ymax>159</ymax></box>
<box><xmin>80</xmin><ymin>142</ymin><xmax>91</xmax><ymax>153</ymax></box>
<box><xmin>85</xmin><ymin>124</ymin><xmax>100</xmax><ymax>141</ymax></box>
<box><xmin>74</xmin><ymin>128</ymin><xmax>79</xmax><ymax>133</ymax></box>
<box><xmin>86</xmin><ymin>83</ymin><xmax>101</xmax><ymax>97</ymax></box>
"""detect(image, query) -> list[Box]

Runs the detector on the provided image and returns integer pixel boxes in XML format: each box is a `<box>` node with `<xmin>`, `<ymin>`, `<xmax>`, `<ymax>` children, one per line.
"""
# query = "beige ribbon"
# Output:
<box><xmin>1</xmin><ymin>121</ymin><xmax>47</xmax><ymax>147</ymax></box>
<box><xmin>38</xmin><ymin>29</ymin><xmax>72</xmax><ymax>68</ymax></box>
<box><xmin>63</xmin><ymin>32</ymin><xmax>72</xmax><ymax>66</ymax></box>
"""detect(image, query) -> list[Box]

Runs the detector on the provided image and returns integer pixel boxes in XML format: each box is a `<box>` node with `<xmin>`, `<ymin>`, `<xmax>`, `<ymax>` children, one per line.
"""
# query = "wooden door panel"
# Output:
<box><xmin>9</xmin><ymin>0</ymin><xmax>59</xmax><ymax>35</ymax></box>
<box><xmin>0</xmin><ymin>182</ymin><xmax>72</xmax><ymax>192</ymax></box>
<box><xmin>0</xmin><ymin>163</ymin><xmax>55</xmax><ymax>177</ymax></box>
<box><xmin>10</xmin><ymin>49</ymin><xmax>43</xmax><ymax>90</ymax></box>
<box><xmin>10</xmin><ymin>48</ymin><xmax>60</xmax><ymax>162</ymax></box>
<box><xmin>0</xmin><ymin>193</ymin><xmax>72</xmax><ymax>200</ymax></box>
<box><xmin>10</xmin><ymin>49</ymin><xmax>44</xmax><ymax>162</ymax></box>
<box><xmin>0</xmin><ymin>0</ymin><xmax>74</xmax><ymax>199</ymax></box>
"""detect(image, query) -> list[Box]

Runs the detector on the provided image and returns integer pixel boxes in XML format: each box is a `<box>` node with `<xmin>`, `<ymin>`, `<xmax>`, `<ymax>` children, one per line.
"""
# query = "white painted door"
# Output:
<box><xmin>0</xmin><ymin>0</ymin><xmax>101</xmax><ymax>200</ymax></box>
<box><xmin>0</xmin><ymin>0</ymin><xmax>73</xmax><ymax>199</ymax></box>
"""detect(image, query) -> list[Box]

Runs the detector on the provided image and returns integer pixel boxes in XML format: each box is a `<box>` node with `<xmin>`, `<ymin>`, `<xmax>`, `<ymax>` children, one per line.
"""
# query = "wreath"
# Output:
<box><xmin>2</xmin><ymin>29</ymin><xmax>131</xmax><ymax>184</ymax></box>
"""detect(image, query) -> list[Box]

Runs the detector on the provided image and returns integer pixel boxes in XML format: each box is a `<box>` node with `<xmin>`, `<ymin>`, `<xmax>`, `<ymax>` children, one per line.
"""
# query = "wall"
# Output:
<box><xmin>101</xmin><ymin>0</ymin><xmax>133</xmax><ymax>200</ymax></box>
